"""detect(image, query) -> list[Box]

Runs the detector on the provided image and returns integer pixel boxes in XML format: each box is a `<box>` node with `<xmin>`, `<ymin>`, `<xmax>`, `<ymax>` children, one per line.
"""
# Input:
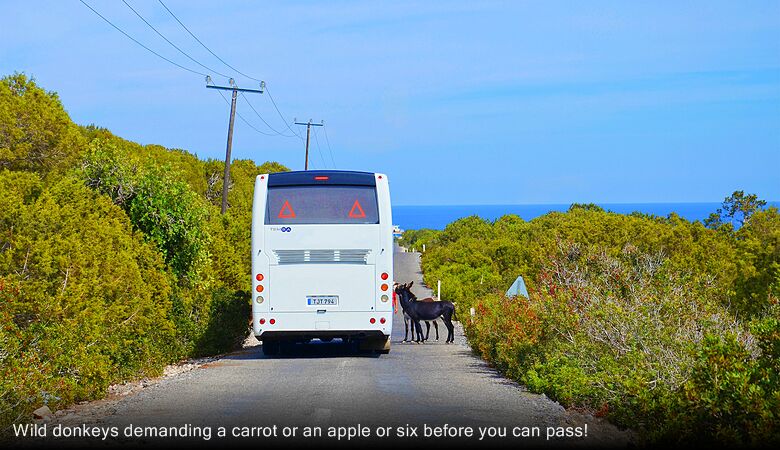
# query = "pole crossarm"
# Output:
<box><xmin>207</xmin><ymin>85</ymin><xmax>264</xmax><ymax>94</ymax></box>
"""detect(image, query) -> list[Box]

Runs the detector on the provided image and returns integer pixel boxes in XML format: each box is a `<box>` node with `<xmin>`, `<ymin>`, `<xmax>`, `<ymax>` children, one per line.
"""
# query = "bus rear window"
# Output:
<box><xmin>266</xmin><ymin>185</ymin><xmax>379</xmax><ymax>225</ymax></box>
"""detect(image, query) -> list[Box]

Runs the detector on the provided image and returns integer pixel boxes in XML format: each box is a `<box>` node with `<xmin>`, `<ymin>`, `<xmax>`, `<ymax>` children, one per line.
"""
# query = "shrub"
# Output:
<box><xmin>0</xmin><ymin>171</ymin><xmax>174</xmax><ymax>428</ymax></box>
<box><xmin>0</xmin><ymin>73</ymin><xmax>85</xmax><ymax>175</ymax></box>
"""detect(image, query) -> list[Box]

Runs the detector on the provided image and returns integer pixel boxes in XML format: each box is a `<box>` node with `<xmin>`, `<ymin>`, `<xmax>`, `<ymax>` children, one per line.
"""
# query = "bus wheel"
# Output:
<box><xmin>262</xmin><ymin>340</ymin><xmax>280</xmax><ymax>356</ymax></box>
<box><xmin>359</xmin><ymin>337</ymin><xmax>390</xmax><ymax>353</ymax></box>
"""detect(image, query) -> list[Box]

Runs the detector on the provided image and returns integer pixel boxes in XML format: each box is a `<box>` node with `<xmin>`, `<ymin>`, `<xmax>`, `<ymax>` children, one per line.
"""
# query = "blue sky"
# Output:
<box><xmin>2</xmin><ymin>1</ymin><xmax>778</xmax><ymax>205</ymax></box>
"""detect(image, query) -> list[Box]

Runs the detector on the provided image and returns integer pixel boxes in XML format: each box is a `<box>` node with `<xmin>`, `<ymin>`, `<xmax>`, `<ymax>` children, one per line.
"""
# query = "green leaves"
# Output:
<box><xmin>0</xmin><ymin>73</ymin><xmax>290</xmax><ymax>433</ymax></box>
<box><xmin>128</xmin><ymin>169</ymin><xmax>211</xmax><ymax>282</ymax></box>
<box><xmin>0</xmin><ymin>73</ymin><xmax>85</xmax><ymax>176</ymax></box>
<box><xmin>415</xmin><ymin>198</ymin><xmax>779</xmax><ymax>444</ymax></box>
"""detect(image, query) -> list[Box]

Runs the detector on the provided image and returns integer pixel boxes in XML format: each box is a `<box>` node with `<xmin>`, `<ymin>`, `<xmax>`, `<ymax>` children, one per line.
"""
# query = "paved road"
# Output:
<box><xmin>36</xmin><ymin>246</ymin><xmax>630</xmax><ymax>448</ymax></box>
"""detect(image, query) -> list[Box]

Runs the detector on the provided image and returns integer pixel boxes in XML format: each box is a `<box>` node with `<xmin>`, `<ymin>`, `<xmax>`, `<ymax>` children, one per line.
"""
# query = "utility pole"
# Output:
<box><xmin>294</xmin><ymin>119</ymin><xmax>323</xmax><ymax>170</ymax></box>
<box><xmin>207</xmin><ymin>77</ymin><xmax>264</xmax><ymax>214</ymax></box>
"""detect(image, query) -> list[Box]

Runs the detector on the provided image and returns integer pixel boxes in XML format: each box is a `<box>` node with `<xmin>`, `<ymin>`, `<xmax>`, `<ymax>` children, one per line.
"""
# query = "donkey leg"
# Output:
<box><xmin>403</xmin><ymin>316</ymin><xmax>409</xmax><ymax>342</ymax></box>
<box><xmin>414</xmin><ymin>320</ymin><xmax>425</xmax><ymax>343</ymax></box>
<box><xmin>424</xmin><ymin>321</ymin><xmax>431</xmax><ymax>341</ymax></box>
<box><xmin>433</xmin><ymin>320</ymin><xmax>439</xmax><ymax>341</ymax></box>
<box><xmin>442</xmin><ymin>314</ymin><xmax>455</xmax><ymax>343</ymax></box>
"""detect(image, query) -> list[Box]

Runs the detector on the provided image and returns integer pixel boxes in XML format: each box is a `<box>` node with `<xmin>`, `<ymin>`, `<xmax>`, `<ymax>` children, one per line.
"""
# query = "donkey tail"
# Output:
<box><xmin>451</xmin><ymin>302</ymin><xmax>459</xmax><ymax>323</ymax></box>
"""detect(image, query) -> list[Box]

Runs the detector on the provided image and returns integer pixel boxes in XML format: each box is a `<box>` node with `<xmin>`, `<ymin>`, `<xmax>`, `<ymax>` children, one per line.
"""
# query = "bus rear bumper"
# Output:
<box><xmin>253</xmin><ymin>311</ymin><xmax>392</xmax><ymax>340</ymax></box>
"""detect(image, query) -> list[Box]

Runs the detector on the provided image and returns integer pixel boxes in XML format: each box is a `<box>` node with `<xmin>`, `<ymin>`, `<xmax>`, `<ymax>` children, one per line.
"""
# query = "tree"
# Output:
<box><xmin>0</xmin><ymin>73</ymin><xmax>85</xmax><ymax>175</ymax></box>
<box><xmin>706</xmin><ymin>190</ymin><xmax>767</xmax><ymax>229</ymax></box>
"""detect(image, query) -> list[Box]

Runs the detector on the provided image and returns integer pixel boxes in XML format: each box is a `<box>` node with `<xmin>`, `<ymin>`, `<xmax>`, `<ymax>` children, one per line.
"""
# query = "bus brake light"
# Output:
<box><xmin>256</xmin><ymin>273</ymin><xmax>264</xmax><ymax>281</ymax></box>
<box><xmin>380</xmin><ymin>317</ymin><xmax>386</xmax><ymax>324</ymax></box>
<box><xmin>370</xmin><ymin>318</ymin><xmax>376</xmax><ymax>324</ymax></box>
<box><xmin>256</xmin><ymin>285</ymin><xmax>264</xmax><ymax>293</ymax></box>
<box><xmin>381</xmin><ymin>272</ymin><xmax>389</xmax><ymax>280</ymax></box>
<box><xmin>314</xmin><ymin>176</ymin><xmax>329</xmax><ymax>180</ymax></box>
<box><xmin>380</xmin><ymin>284</ymin><xmax>388</xmax><ymax>291</ymax></box>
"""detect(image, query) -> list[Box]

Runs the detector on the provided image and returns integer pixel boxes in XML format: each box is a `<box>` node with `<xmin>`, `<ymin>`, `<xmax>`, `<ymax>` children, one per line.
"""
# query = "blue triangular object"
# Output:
<box><xmin>506</xmin><ymin>275</ymin><xmax>528</xmax><ymax>298</ymax></box>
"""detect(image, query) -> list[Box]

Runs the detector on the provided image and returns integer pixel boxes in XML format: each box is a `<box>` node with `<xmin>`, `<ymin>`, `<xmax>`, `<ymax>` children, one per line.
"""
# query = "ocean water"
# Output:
<box><xmin>391</xmin><ymin>202</ymin><xmax>780</xmax><ymax>231</ymax></box>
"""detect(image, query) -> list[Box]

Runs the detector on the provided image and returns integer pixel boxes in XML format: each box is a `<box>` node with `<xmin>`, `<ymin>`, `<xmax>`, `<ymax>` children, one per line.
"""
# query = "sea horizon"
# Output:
<box><xmin>392</xmin><ymin>201</ymin><xmax>780</xmax><ymax>231</ymax></box>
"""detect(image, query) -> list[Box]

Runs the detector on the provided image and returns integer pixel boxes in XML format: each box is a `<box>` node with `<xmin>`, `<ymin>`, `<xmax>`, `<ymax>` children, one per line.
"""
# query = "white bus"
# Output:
<box><xmin>251</xmin><ymin>170</ymin><xmax>394</xmax><ymax>355</ymax></box>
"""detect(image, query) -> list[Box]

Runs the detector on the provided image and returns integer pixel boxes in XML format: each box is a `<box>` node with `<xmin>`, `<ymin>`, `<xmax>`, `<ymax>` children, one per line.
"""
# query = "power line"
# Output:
<box><xmin>121</xmin><ymin>0</ymin><xmax>230</xmax><ymax>80</ymax></box>
<box><xmin>83</xmin><ymin>0</ymin><xmax>332</xmax><ymax>166</ymax></box>
<box><xmin>266</xmin><ymin>85</ymin><xmax>305</xmax><ymax>140</ymax></box>
<box><xmin>214</xmin><ymin>88</ymin><xmax>276</xmax><ymax>137</ymax></box>
<box><xmin>239</xmin><ymin>92</ymin><xmax>298</xmax><ymax>138</ymax></box>
<box><xmin>79</xmin><ymin>0</ymin><xmax>208</xmax><ymax>77</ymax></box>
<box><xmin>154</xmin><ymin>0</ymin><xmax>308</xmax><ymax>145</ymax></box>
<box><xmin>312</xmin><ymin>126</ymin><xmax>328</xmax><ymax>169</ymax></box>
<box><xmin>323</xmin><ymin>126</ymin><xmax>337</xmax><ymax>169</ymax></box>
<box><xmin>157</xmin><ymin>0</ymin><xmax>263</xmax><ymax>83</ymax></box>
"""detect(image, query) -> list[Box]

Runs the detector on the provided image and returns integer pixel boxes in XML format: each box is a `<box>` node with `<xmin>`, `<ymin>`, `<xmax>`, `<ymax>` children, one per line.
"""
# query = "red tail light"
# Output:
<box><xmin>380</xmin><ymin>284</ymin><xmax>388</xmax><ymax>291</ymax></box>
<box><xmin>314</xmin><ymin>176</ymin><xmax>329</xmax><ymax>180</ymax></box>
<box><xmin>259</xmin><ymin>318</ymin><xmax>266</xmax><ymax>325</ymax></box>
<box><xmin>381</xmin><ymin>272</ymin><xmax>389</xmax><ymax>280</ymax></box>
<box><xmin>256</xmin><ymin>285</ymin><xmax>264</xmax><ymax>293</ymax></box>
<box><xmin>256</xmin><ymin>273</ymin><xmax>264</xmax><ymax>281</ymax></box>
<box><xmin>380</xmin><ymin>317</ymin><xmax>386</xmax><ymax>324</ymax></box>
<box><xmin>269</xmin><ymin>318</ymin><xmax>276</xmax><ymax>325</ymax></box>
<box><xmin>370</xmin><ymin>318</ymin><xmax>376</xmax><ymax>324</ymax></box>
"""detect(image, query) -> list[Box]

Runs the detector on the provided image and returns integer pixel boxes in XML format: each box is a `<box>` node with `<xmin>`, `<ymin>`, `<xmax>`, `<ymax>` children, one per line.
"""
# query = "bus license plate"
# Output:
<box><xmin>307</xmin><ymin>296</ymin><xmax>338</xmax><ymax>306</ymax></box>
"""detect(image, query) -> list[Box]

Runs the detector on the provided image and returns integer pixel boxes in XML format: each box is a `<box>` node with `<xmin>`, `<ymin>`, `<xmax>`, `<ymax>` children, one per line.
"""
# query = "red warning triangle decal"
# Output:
<box><xmin>348</xmin><ymin>200</ymin><xmax>366</xmax><ymax>218</ymax></box>
<box><xmin>278</xmin><ymin>200</ymin><xmax>296</xmax><ymax>218</ymax></box>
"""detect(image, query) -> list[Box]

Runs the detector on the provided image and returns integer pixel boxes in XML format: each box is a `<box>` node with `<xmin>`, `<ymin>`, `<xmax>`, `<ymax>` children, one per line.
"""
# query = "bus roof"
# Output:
<box><xmin>267</xmin><ymin>170</ymin><xmax>377</xmax><ymax>187</ymax></box>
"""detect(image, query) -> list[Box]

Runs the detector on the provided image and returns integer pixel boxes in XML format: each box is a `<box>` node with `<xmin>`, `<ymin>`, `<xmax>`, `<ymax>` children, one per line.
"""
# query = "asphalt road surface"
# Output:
<box><xmin>30</xmin><ymin>246</ymin><xmax>631</xmax><ymax>448</ymax></box>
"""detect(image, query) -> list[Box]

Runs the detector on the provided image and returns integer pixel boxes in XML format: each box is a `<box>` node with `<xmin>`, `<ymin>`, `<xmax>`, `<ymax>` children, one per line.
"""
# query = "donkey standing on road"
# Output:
<box><xmin>396</xmin><ymin>282</ymin><xmax>438</xmax><ymax>342</ymax></box>
<box><xmin>403</xmin><ymin>307</ymin><xmax>439</xmax><ymax>342</ymax></box>
<box><xmin>396</xmin><ymin>281</ymin><xmax>456</xmax><ymax>344</ymax></box>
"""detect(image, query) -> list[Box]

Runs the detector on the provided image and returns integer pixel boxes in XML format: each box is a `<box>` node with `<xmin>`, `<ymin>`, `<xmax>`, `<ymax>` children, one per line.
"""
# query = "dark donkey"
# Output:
<box><xmin>395</xmin><ymin>281</ymin><xmax>457</xmax><ymax>343</ymax></box>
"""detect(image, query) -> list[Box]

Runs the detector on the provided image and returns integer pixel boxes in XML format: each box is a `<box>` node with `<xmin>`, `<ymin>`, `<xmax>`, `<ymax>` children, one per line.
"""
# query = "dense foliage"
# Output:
<box><xmin>403</xmin><ymin>199</ymin><xmax>779</xmax><ymax>445</ymax></box>
<box><xmin>0</xmin><ymin>73</ymin><xmax>288</xmax><ymax>431</ymax></box>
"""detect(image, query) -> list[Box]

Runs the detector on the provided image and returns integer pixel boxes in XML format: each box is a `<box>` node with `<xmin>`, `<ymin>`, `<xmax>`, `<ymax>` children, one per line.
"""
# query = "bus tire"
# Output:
<box><xmin>262</xmin><ymin>340</ymin><xmax>280</xmax><ymax>356</ymax></box>
<box><xmin>359</xmin><ymin>337</ymin><xmax>391</xmax><ymax>353</ymax></box>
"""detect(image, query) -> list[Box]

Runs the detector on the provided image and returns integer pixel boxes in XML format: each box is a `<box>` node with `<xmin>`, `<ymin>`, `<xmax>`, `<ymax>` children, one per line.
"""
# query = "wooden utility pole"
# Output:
<box><xmin>207</xmin><ymin>77</ymin><xmax>264</xmax><ymax>214</ymax></box>
<box><xmin>294</xmin><ymin>119</ymin><xmax>323</xmax><ymax>170</ymax></box>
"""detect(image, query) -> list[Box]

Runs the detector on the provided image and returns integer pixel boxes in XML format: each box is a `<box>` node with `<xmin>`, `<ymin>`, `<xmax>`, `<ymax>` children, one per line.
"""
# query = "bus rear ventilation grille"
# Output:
<box><xmin>273</xmin><ymin>249</ymin><xmax>371</xmax><ymax>264</ymax></box>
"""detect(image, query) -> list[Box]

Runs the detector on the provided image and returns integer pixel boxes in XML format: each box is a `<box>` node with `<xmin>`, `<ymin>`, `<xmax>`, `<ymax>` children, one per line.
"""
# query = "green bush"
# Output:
<box><xmin>0</xmin><ymin>73</ymin><xmax>289</xmax><ymax>434</ymax></box>
<box><xmin>0</xmin><ymin>73</ymin><xmax>85</xmax><ymax>176</ymax></box>
<box><xmin>416</xmin><ymin>197</ymin><xmax>779</xmax><ymax>444</ymax></box>
<box><xmin>0</xmin><ymin>171</ymin><xmax>174</xmax><ymax>427</ymax></box>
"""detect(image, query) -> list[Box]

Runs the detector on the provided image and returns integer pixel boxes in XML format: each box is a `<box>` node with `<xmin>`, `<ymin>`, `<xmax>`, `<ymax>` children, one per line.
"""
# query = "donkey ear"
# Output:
<box><xmin>409</xmin><ymin>281</ymin><xmax>414</xmax><ymax>288</ymax></box>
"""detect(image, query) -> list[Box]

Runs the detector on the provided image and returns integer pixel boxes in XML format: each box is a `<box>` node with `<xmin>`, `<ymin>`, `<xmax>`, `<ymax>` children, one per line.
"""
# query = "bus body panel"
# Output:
<box><xmin>268</xmin><ymin>264</ymin><xmax>375</xmax><ymax>312</ymax></box>
<box><xmin>251</xmin><ymin>171</ymin><xmax>393</xmax><ymax>342</ymax></box>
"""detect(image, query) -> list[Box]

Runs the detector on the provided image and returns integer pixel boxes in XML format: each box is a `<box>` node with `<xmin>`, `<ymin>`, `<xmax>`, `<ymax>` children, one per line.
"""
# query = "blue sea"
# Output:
<box><xmin>392</xmin><ymin>202</ymin><xmax>780</xmax><ymax>231</ymax></box>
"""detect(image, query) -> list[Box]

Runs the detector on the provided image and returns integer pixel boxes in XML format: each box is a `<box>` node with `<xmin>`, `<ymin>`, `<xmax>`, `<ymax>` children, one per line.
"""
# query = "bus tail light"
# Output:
<box><xmin>380</xmin><ymin>284</ymin><xmax>388</xmax><ymax>291</ymax></box>
<box><xmin>256</xmin><ymin>273</ymin><xmax>264</xmax><ymax>281</ymax></box>
<box><xmin>256</xmin><ymin>295</ymin><xmax>264</xmax><ymax>304</ymax></box>
<box><xmin>380</xmin><ymin>317</ymin><xmax>386</xmax><ymax>324</ymax></box>
<box><xmin>370</xmin><ymin>318</ymin><xmax>376</xmax><ymax>324</ymax></box>
<box><xmin>259</xmin><ymin>318</ymin><xmax>266</xmax><ymax>325</ymax></box>
<box><xmin>381</xmin><ymin>272</ymin><xmax>389</xmax><ymax>280</ymax></box>
<box><xmin>256</xmin><ymin>285</ymin><xmax>264</xmax><ymax>293</ymax></box>
<box><xmin>270</xmin><ymin>318</ymin><xmax>276</xmax><ymax>325</ymax></box>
